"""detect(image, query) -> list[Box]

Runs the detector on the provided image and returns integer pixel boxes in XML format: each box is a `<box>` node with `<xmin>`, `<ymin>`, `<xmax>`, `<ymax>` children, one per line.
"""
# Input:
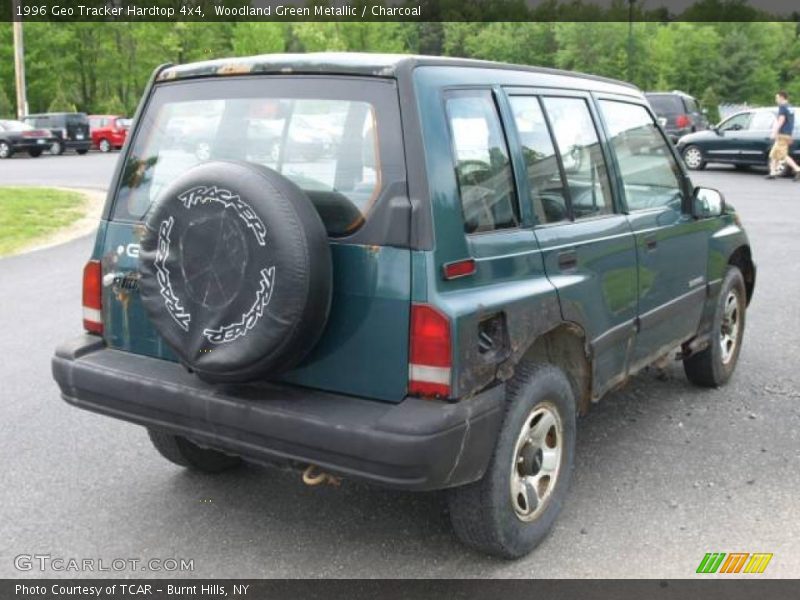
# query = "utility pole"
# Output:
<box><xmin>12</xmin><ymin>0</ymin><xmax>29</xmax><ymax>119</ymax></box>
<box><xmin>627</xmin><ymin>0</ymin><xmax>636</xmax><ymax>81</ymax></box>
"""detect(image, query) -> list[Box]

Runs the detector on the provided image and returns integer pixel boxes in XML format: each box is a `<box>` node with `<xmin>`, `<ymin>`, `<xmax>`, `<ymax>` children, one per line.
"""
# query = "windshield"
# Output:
<box><xmin>114</xmin><ymin>77</ymin><xmax>402</xmax><ymax>237</ymax></box>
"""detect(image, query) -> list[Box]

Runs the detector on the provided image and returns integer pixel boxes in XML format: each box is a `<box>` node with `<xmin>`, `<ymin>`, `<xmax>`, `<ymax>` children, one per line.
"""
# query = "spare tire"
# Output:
<box><xmin>137</xmin><ymin>160</ymin><xmax>332</xmax><ymax>383</ymax></box>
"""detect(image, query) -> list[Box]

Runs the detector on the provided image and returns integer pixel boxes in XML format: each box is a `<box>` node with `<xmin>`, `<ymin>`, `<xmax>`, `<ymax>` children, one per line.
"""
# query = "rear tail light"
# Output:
<box><xmin>676</xmin><ymin>114</ymin><xmax>691</xmax><ymax>129</ymax></box>
<box><xmin>409</xmin><ymin>304</ymin><xmax>451</xmax><ymax>398</ymax></box>
<box><xmin>82</xmin><ymin>260</ymin><xmax>103</xmax><ymax>335</ymax></box>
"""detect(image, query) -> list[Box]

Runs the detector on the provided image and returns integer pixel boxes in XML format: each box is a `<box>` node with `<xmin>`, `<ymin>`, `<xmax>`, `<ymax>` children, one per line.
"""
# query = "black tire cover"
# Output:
<box><xmin>138</xmin><ymin>160</ymin><xmax>332</xmax><ymax>383</ymax></box>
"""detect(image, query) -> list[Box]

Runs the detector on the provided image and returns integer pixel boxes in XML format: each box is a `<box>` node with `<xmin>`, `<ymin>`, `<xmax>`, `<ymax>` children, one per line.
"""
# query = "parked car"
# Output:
<box><xmin>645</xmin><ymin>90</ymin><xmax>709</xmax><ymax>142</ymax></box>
<box><xmin>52</xmin><ymin>53</ymin><xmax>755</xmax><ymax>559</ymax></box>
<box><xmin>0</xmin><ymin>119</ymin><xmax>56</xmax><ymax>158</ymax></box>
<box><xmin>89</xmin><ymin>114</ymin><xmax>130</xmax><ymax>152</ymax></box>
<box><xmin>23</xmin><ymin>112</ymin><xmax>91</xmax><ymax>155</ymax></box>
<box><xmin>676</xmin><ymin>107</ymin><xmax>799</xmax><ymax>172</ymax></box>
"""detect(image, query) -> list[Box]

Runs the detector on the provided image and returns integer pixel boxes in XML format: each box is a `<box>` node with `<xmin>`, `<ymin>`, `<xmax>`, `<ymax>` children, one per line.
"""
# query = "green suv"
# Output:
<box><xmin>52</xmin><ymin>53</ymin><xmax>756</xmax><ymax>559</ymax></box>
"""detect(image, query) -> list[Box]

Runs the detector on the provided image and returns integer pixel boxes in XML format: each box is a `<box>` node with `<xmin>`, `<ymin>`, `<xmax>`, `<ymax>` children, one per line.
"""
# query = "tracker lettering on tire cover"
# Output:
<box><xmin>138</xmin><ymin>161</ymin><xmax>332</xmax><ymax>383</ymax></box>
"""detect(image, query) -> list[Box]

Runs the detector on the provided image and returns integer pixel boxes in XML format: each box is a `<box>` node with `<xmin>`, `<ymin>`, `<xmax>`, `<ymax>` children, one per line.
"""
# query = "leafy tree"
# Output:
<box><xmin>231</xmin><ymin>23</ymin><xmax>287</xmax><ymax>56</ymax></box>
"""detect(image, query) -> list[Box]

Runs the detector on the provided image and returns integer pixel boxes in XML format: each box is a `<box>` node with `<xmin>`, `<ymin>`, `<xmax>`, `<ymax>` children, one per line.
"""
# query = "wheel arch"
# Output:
<box><xmin>728</xmin><ymin>245</ymin><xmax>755</xmax><ymax>305</ymax></box>
<box><xmin>518</xmin><ymin>322</ymin><xmax>592</xmax><ymax>416</ymax></box>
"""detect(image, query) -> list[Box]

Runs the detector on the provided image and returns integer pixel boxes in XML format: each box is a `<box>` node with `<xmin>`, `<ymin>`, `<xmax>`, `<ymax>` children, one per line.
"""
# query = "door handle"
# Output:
<box><xmin>644</xmin><ymin>235</ymin><xmax>657</xmax><ymax>251</ymax></box>
<box><xmin>557</xmin><ymin>250</ymin><xmax>578</xmax><ymax>270</ymax></box>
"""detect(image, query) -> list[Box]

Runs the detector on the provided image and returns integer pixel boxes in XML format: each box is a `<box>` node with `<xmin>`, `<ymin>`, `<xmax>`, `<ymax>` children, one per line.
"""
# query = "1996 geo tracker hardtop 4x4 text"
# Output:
<box><xmin>52</xmin><ymin>53</ymin><xmax>756</xmax><ymax>559</ymax></box>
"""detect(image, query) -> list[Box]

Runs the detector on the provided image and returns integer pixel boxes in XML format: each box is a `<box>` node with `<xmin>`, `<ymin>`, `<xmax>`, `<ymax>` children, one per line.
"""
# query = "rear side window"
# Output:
<box><xmin>509</xmin><ymin>96</ymin><xmax>569</xmax><ymax>224</ymax></box>
<box><xmin>113</xmin><ymin>77</ymin><xmax>401</xmax><ymax>237</ymax></box>
<box><xmin>445</xmin><ymin>91</ymin><xmax>517</xmax><ymax>234</ymax></box>
<box><xmin>542</xmin><ymin>97</ymin><xmax>613</xmax><ymax>219</ymax></box>
<box><xmin>750</xmin><ymin>111</ymin><xmax>775</xmax><ymax>131</ymax></box>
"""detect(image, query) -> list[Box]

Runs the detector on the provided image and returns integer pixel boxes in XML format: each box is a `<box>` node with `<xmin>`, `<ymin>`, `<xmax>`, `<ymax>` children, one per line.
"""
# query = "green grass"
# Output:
<box><xmin>0</xmin><ymin>187</ymin><xmax>87</xmax><ymax>256</ymax></box>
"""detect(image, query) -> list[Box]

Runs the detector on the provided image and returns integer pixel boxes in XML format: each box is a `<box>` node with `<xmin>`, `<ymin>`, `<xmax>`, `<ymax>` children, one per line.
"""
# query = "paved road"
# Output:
<box><xmin>0</xmin><ymin>152</ymin><xmax>119</xmax><ymax>191</ymax></box>
<box><xmin>1</xmin><ymin>159</ymin><xmax>798</xmax><ymax>578</ymax></box>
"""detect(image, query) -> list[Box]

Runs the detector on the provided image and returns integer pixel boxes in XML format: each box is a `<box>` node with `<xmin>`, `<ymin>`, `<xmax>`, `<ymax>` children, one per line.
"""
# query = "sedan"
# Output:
<box><xmin>0</xmin><ymin>120</ymin><xmax>56</xmax><ymax>158</ymax></box>
<box><xmin>676</xmin><ymin>107</ymin><xmax>799</xmax><ymax>172</ymax></box>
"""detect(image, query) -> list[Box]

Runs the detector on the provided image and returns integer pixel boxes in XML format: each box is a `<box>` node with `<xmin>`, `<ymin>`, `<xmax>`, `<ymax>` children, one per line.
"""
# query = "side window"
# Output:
<box><xmin>750</xmin><ymin>111</ymin><xmax>775</xmax><ymax>131</ymax></box>
<box><xmin>599</xmin><ymin>100</ymin><xmax>683</xmax><ymax>212</ymax></box>
<box><xmin>542</xmin><ymin>97</ymin><xmax>613</xmax><ymax>219</ymax></box>
<box><xmin>684</xmin><ymin>97</ymin><xmax>699</xmax><ymax>113</ymax></box>
<box><xmin>719</xmin><ymin>112</ymin><xmax>752</xmax><ymax>132</ymax></box>
<box><xmin>445</xmin><ymin>91</ymin><xmax>518</xmax><ymax>234</ymax></box>
<box><xmin>509</xmin><ymin>96</ymin><xmax>569</xmax><ymax>224</ymax></box>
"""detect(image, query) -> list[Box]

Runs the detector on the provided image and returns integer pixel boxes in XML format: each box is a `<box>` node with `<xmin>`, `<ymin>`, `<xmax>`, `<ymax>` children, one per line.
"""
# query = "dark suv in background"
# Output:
<box><xmin>646</xmin><ymin>91</ymin><xmax>709</xmax><ymax>142</ymax></box>
<box><xmin>23</xmin><ymin>112</ymin><xmax>91</xmax><ymax>155</ymax></box>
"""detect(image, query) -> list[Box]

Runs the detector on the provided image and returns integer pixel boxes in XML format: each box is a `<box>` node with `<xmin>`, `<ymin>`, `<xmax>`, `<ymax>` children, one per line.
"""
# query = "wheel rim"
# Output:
<box><xmin>510</xmin><ymin>402</ymin><xmax>563</xmax><ymax>522</ymax></box>
<box><xmin>684</xmin><ymin>147</ymin><xmax>703</xmax><ymax>169</ymax></box>
<box><xmin>0</xmin><ymin>143</ymin><xmax>9</xmax><ymax>158</ymax></box>
<box><xmin>719</xmin><ymin>290</ymin><xmax>741</xmax><ymax>365</ymax></box>
<box><xmin>51</xmin><ymin>142</ymin><xmax>61</xmax><ymax>155</ymax></box>
<box><xmin>100</xmin><ymin>140</ymin><xmax>110</xmax><ymax>152</ymax></box>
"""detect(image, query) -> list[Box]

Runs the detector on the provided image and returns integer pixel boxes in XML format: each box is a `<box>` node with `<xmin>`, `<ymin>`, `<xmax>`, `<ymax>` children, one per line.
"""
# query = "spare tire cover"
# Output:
<box><xmin>138</xmin><ymin>160</ymin><xmax>332</xmax><ymax>383</ymax></box>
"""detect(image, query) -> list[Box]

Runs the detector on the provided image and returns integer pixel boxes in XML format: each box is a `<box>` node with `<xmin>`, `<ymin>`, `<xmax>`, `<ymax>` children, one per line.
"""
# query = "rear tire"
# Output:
<box><xmin>28</xmin><ymin>149</ymin><xmax>43</xmax><ymax>158</ymax></box>
<box><xmin>147</xmin><ymin>429</ymin><xmax>242</xmax><ymax>473</ymax></box>
<box><xmin>0</xmin><ymin>141</ymin><xmax>13</xmax><ymax>159</ymax></box>
<box><xmin>76</xmin><ymin>149</ymin><xmax>89</xmax><ymax>155</ymax></box>
<box><xmin>447</xmin><ymin>362</ymin><xmax>576</xmax><ymax>559</ymax></box>
<box><xmin>50</xmin><ymin>141</ymin><xmax>63</xmax><ymax>155</ymax></box>
<box><xmin>683</xmin><ymin>267</ymin><xmax>746</xmax><ymax>387</ymax></box>
<box><xmin>98</xmin><ymin>139</ymin><xmax>111</xmax><ymax>153</ymax></box>
<box><xmin>682</xmin><ymin>145</ymin><xmax>706</xmax><ymax>170</ymax></box>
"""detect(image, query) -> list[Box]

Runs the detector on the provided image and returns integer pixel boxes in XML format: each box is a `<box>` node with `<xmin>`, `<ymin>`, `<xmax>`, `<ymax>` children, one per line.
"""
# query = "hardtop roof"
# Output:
<box><xmin>156</xmin><ymin>52</ymin><xmax>638</xmax><ymax>93</ymax></box>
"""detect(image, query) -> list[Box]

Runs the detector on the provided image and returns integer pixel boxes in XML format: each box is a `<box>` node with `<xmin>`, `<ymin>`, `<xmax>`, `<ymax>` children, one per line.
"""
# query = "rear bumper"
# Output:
<box><xmin>52</xmin><ymin>335</ymin><xmax>505</xmax><ymax>491</ymax></box>
<box><xmin>64</xmin><ymin>140</ymin><xmax>92</xmax><ymax>151</ymax></box>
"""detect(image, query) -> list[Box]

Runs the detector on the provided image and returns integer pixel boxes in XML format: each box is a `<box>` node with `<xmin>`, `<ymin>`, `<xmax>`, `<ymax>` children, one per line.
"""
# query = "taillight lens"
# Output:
<box><xmin>82</xmin><ymin>260</ymin><xmax>103</xmax><ymax>335</ymax></box>
<box><xmin>676</xmin><ymin>114</ymin><xmax>690</xmax><ymax>129</ymax></box>
<box><xmin>409</xmin><ymin>304</ymin><xmax>451</xmax><ymax>398</ymax></box>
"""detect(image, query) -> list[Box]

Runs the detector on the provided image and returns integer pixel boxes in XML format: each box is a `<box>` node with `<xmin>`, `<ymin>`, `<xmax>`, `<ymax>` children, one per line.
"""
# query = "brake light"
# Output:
<box><xmin>676</xmin><ymin>114</ymin><xmax>691</xmax><ymax>129</ymax></box>
<box><xmin>409</xmin><ymin>304</ymin><xmax>451</xmax><ymax>398</ymax></box>
<box><xmin>82</xmin><ymin>260</ymin><xmax>103</xmax><ymax>335</ymax></box>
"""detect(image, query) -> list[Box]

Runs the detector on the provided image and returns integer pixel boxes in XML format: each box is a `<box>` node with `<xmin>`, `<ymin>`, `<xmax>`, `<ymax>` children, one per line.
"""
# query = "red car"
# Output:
<box><xmin>88</xmin><ymin>115</ymin><xmax>130</xmax><ymax>152</ymax></box>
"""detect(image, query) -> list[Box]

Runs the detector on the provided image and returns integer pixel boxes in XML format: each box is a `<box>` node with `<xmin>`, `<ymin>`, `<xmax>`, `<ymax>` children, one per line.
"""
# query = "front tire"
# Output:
<box><xmin>28</xmin><ymin>149</ymin><xmax>43</xmax><ymax>158</ymax></box>
<box><xmin>50</xmin><ymin>141</ymin><xmax>63</xmax><ymax>155</ymax></box>
<box><xmin>147</xmin><ymin>429</ymin><xmax>242</xmax><ymax>473</ymax></box>
<box><xmin>682</xmin><ymin>145</ymin><xmax>706</xmax><ymax>170</ymax></box>
<box><xmin>0</xmin><ymin>141</ymin><xmax>13</xmax><ymax>159</ymax></box>
<box><xmin>447</xmin><ymin>362</ymin><xmax>576</xmax><ymax>559</ymax></box>
<box><xmin>76</xmin><ymin>148</ymin><xmax>89</xmax><ymax>155</ymax></box>
<box><xmin>683</xmin><ymin>267</ymin><xmax>746</xmax><ymax>387</ymax></box>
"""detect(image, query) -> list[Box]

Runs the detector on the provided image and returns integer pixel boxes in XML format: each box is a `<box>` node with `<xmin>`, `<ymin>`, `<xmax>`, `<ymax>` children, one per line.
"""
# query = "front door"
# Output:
<box><xmin>705</xmin><ymin>111</ymin><xmax>753</xmax><ymax>164</ymax></box>
<box><xmin>596</xmin><ymin>96</ymin><xmax>709</xmax><ymax>369</ymax></box>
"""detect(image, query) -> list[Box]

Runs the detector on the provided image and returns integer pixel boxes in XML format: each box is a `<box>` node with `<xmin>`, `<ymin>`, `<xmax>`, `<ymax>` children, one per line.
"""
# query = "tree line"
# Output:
<box><xmin>2</xmin><ymin>19</ymin><xmax>799</xmax><ymax>121</ymax></box>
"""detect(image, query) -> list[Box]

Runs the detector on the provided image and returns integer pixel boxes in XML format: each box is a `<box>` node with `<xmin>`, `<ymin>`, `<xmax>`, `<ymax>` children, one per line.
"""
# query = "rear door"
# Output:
<box><xmin>508</xmin><ymin>89</ymin><xmax>639</xmax><ymax>398</ymax></box>
<box><xmin>738</xmin><ymin>110</ymin><xmax>775</xmax><ymax>165</ymax></box>
<box><xmin>596</xmin><ymin>96</ymin><xmax>708</xmax><ymax>368</ymax></box>
<box><xmin>102</xmin><ymin>76</ymin><xmax>411</xmax><ymax>402</ymax></box>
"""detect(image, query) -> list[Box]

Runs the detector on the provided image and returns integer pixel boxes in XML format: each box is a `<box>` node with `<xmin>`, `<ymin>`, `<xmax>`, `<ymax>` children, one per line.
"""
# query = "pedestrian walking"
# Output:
<box><xmin>766</xmin><ymin>91</ymin><xmax>800</xmax><ymax>180</ymax></box>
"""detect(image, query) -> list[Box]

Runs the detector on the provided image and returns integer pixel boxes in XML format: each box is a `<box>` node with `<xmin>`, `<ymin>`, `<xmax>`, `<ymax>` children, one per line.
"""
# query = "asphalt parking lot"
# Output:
<box><xmin>0</xmin><ymin>153</ymin><xmax>798</xmax><ymax>578</ymax></box>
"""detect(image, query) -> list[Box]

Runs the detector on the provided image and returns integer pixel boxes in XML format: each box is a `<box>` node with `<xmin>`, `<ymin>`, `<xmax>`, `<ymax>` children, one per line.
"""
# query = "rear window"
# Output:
<box><xmin>646</xmin><ymin>94</ymin><xmax>682</xmax><ymax>115</ymax></box>
<box><xmin>66</xmin><ymin>114</ymin><xmax>88</xmax><ymax>125</ymax></box>
<box><xmin>113</xmin><ymin>77</ymin><xmax>402</xmax><ymax>237</ymax></box>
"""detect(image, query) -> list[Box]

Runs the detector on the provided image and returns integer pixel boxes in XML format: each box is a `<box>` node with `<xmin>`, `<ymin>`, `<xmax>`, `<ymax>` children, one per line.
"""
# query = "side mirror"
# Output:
<box><xmin>693</xmin><ymin>187</ymin><xmax>725</xmax><ymax>218</ymax></box>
